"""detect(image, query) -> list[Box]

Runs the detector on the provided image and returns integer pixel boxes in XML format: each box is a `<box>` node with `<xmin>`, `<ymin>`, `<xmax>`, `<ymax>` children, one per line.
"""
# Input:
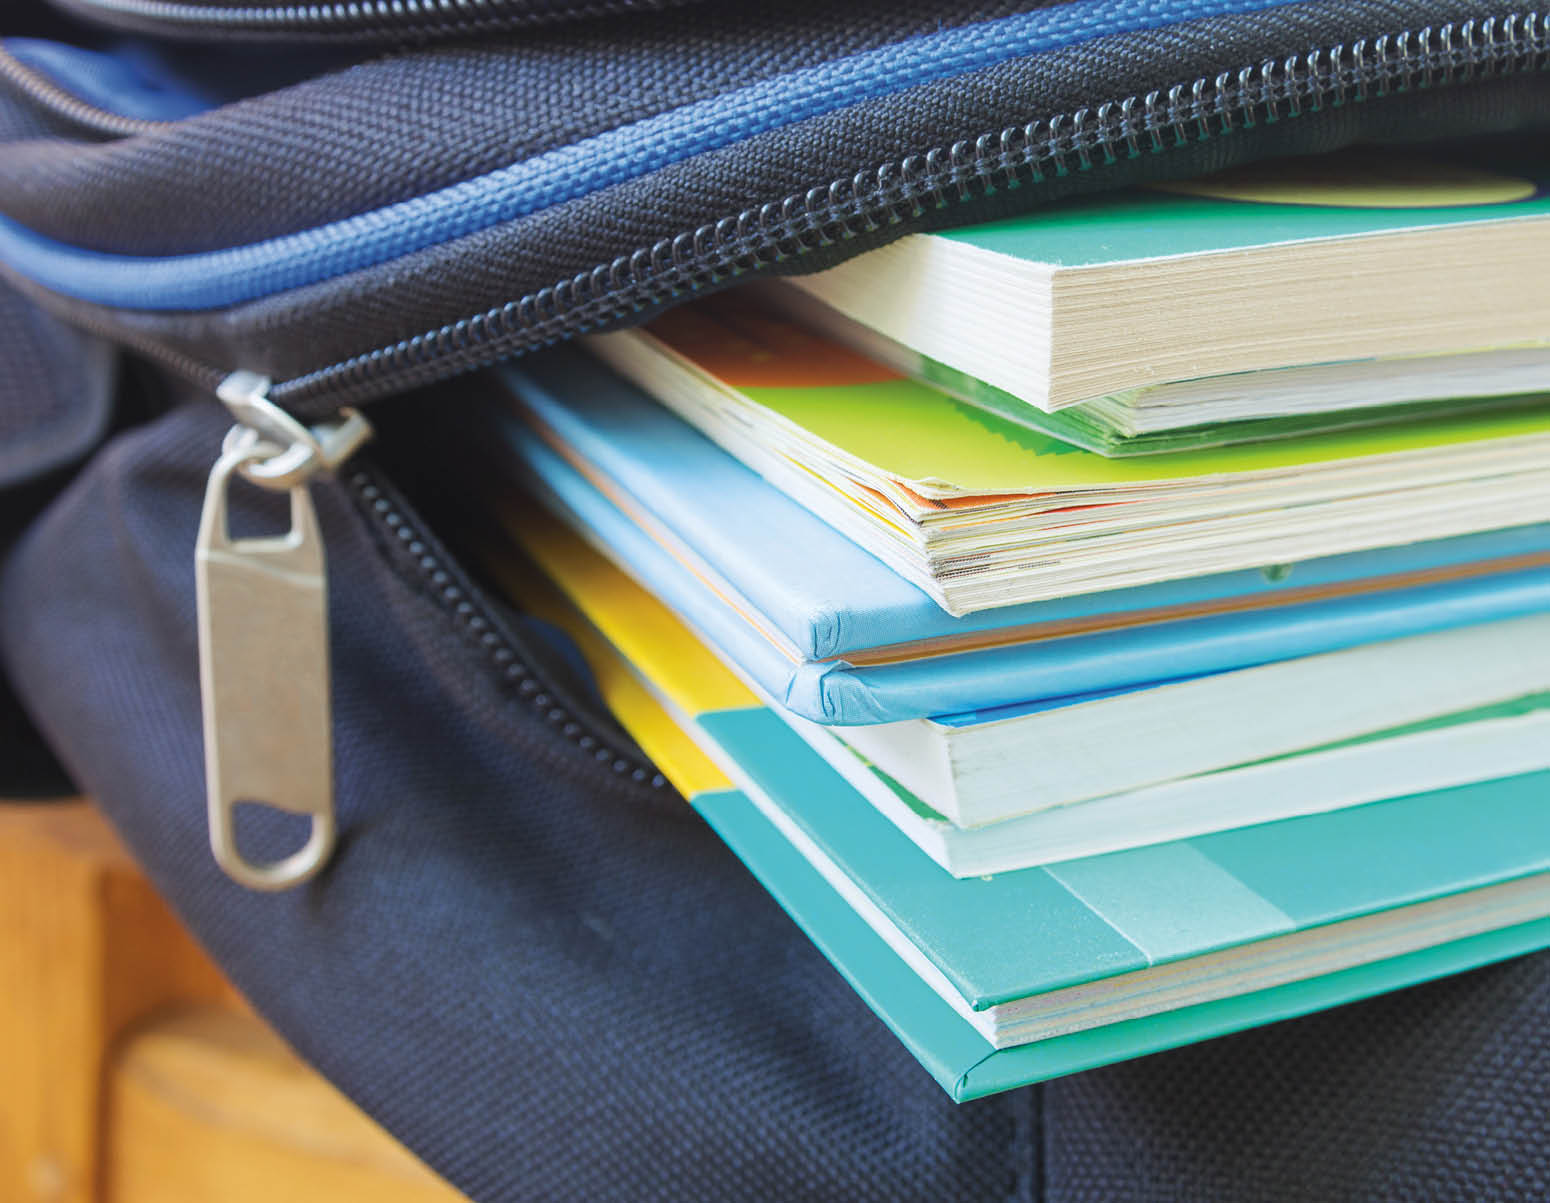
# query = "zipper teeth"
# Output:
<box><xmin>344</xmin><ymin>465</ymin><xmax>669</xmax><ymax>791</ymax></box>
<box><xmin>60</xmin><ymin>0</ymin><xmax>680</xmax><ymax>36</ymax></box>
<box><xmin>273</xmin><ymin>10</ymin><xmax>1550</xmax><ymax>413</ymax></box>
<box><xmin>0</xmin><ymin>45</ymin><xmax>175</xmax><ymax>138</ymax></box>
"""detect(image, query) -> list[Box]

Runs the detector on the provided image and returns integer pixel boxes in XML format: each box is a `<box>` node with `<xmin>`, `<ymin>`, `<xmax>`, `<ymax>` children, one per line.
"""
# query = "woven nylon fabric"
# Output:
<box><xmin>1042</xmin><ymin>952</ymin><xmax>1550</xmax><ymax>1200</ymax></box>
<box><xmin>0</xmin><ymin>398</ymin><xmax>1032</xmax><ymax>1203</ymax></box>
<box><xmin>48</xmin><ymin>0</ymin><xmax>716</xmax><ymax>40</ymax></box>
<box><xmin>54</xmin><ymin>0</ymin><xmax>693</xmax><ymax>13</ymax></box>
<box><xmin>0</xmin><ymin>266</ymin><xmax>112</xmax><ymax>798</ymax></box>
<box><xmin>0</xmin><ymin>89</ymin><xmax>108</xmax><ymax>142</ymax></box>
<box><xmin>0</xmin><ymin>272</ymin><xmax>114</xmax><ymax>490</ymax></box>
<box><xmin>0</xmin><ymin>0</ymin><xmax>1064</xmax><ymax>255</ymax></box>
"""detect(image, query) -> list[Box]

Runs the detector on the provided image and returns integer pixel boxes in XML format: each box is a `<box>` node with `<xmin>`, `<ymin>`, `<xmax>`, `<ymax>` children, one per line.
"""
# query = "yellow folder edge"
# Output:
<box><xmin>479</xmin><ymin>506</ymin><xmax>746</xmax><ymax>800</ymax></box>
<box><xmin>492</xmin><ymin>497</ymin><xmax>760</xmax><ymax>719</ymax></box>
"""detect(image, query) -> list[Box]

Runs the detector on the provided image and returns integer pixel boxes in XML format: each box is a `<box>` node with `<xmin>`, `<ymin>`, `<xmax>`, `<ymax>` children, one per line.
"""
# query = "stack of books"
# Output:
<box><xmin>480</xmin><ymin>148</ymin><xmax>1550</xmax><ymax>1099</ymax></box>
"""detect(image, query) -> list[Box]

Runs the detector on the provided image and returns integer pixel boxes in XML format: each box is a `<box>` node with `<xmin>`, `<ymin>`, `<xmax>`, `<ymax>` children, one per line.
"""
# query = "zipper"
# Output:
<box><xmin>198</xmin><ymin>372</ymin><xmax>665</xmax><ymax>890</ymax></box>
<box><xmin>196</xmin><ymin>374</ymin><xmax>371</xmax><ymax>890</ymax></box>
<box><xmin>0</xmin><ymin>44</ymin><xmax>175</xmax><ymax>137</ymax></box>
<box><xmin>343</xmin><ymin>462</ymin><xmax>668</xmax><ymax>787</ymax></box>
<box><xmin>269</xmin><ymin>10</ymin><xmax>1550</xmax><ymax>417</ymax></box>
<box><xmin>186</xmin><ymin>9</ymin><xmax>1545</xmax><ymax>887</ymax></box>
<box><xmin>55</xmin><ymin>0</ymin><xmax>687</xmax><ymax>39</ymax></box>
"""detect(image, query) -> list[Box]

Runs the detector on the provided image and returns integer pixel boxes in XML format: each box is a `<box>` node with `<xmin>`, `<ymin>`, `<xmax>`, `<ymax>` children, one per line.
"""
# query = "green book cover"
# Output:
<box><xmin>940</xmin><ymin>148</ymin><xmax>1550</xmax><ymax>267</ymax></box>
<box><xmin>901</xmin><ymin>340</ymin><xmax>1550</xmax><ymax>458</ymax></box>
<box><xmin>629</xmin><ymin>296</ymin><xmax>1550</xmax><ymax>496</ymax></box>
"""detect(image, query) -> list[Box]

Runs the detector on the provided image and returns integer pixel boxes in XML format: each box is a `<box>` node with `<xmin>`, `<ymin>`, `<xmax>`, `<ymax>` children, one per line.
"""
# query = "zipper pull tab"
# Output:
<box><xmin>195</xmin><ymin>372</ymin><xmax>372</xmax><ymax>891</ymax></box>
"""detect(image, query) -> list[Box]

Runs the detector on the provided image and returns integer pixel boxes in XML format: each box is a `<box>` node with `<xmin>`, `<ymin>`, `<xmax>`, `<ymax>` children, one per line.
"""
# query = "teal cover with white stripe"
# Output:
<box><xmin>697</xmin><ymin>706</ymin><xmax>1550</xmax><ymax>1009</ymax></box>
<box><xmin>692</xmin><ymin>777</ymin><xmax>1550</xmax><ymax>1100</ymax></box>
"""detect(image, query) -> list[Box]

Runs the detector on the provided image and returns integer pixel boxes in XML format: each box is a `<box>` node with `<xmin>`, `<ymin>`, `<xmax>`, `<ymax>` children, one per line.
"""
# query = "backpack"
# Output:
<box><xmin>2</xmin><ymin>3</ymin><xmax>1547</xmax><ymax>1198</ymax></box>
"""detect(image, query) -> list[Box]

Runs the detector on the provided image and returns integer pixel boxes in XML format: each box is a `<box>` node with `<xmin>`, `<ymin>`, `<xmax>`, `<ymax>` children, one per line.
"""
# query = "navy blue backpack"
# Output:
<box><xmin>1</xmin><ymin>2</ymin><xmax>1548</xmax><ymax>1198</ymax></box>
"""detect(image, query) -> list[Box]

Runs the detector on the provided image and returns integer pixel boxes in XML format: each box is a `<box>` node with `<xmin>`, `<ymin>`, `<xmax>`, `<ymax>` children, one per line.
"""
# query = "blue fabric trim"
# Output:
<box><xmin>0</xmin><ymin>0</ymin><xmax>1296</xmax><ymax>311</ymax></box>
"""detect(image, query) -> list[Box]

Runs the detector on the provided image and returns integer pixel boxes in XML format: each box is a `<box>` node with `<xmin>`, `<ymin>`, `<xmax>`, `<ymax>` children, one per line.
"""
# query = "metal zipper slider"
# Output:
<box><xmin>195</xmin><ymin>371</ymin><xmax>372</xmax><ymax>891</ymax></box>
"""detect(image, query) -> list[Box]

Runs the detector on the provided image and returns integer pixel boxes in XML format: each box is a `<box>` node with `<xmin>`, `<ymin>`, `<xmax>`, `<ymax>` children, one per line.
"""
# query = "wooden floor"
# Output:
<box><xmin>0</xmin><ymin>801</ymin><xmax>466</xmax><ymax>1203</ymax></box>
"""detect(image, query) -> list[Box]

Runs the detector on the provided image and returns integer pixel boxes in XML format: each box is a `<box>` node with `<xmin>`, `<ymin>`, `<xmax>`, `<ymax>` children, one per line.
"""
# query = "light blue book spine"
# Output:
<box><xmin>498</xmin><ymin>355</ymin><xmax>1550</xmax><ymax>724</ymax></box>
<box><xmin>502</xmin><ymin>350</ymin><xmax>1550</xmax><ymax>658</ymax></box>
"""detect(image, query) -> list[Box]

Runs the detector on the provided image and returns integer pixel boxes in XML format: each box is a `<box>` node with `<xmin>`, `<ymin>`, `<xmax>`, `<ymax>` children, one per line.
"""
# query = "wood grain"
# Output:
<box><xmin>103</xmin><ymin>1008</ymin><xmax>458</xmax><ymax>1203</ymax></box>
<box><xmin>0</xmin><ymin>801</ymin><xmax>465</xmax><ymax>1203</ymax></box>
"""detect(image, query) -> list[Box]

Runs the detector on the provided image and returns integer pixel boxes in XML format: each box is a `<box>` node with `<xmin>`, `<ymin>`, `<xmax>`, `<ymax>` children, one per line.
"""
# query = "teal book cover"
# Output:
<box><xmin>698</xmin><ymin>709</ymin><xmax>1550</xmax><ymax>1012</ymax></box>
<box><xmin>936</xmin><ymin>148</ymin><xmax>1550</xmax><ymax>267</ymax></box>
<box><xmin>694</xmin><ymin>785</ymin><xmax>1550</xmax><ymax>1101</ymax></box>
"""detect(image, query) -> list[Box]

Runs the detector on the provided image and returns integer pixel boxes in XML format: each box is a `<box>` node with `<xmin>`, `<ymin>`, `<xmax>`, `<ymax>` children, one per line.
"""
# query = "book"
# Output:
<box><xmin>791</xmin><ymin>659</ymin><xmax>1550</xmax><ymax>832</ymax></box>
<box><xmin>506</xmin><ymin>503</ymin><xmax>1550</xmax><ymax>875</ymax></box>
<box><xmin>786</xmin><ymin>147</ymin><xmax>1550</xmax><ymax>414</ymax></box>
<box><xmin>709</xmin><ymin>729</ymin><xmax>1550</xmax><ymax>1055</ymax></box>
<box><xmin>794</xmin><ymin>695</ymin><xmax>1550</xmax><ymax>877</ymax></box>
<box><xmin>482</xmin><ymin>513</ymin><xmax>1550</xmax><ymax>1101</ymax></box>
<box><xmin>698</xmin><ymin>781</ymin><xmax>1550</xmax><ymax>1101</ymax></box>
<box><xmin>582</xmin><ymin>295</ymin><xmax>1550</xmax><ymax>612</ymax></box>
<box><xmin>493</xmin><ymin>348</ymin><xmax>1550</xmax><ymax>724</ymax></box>
<box><xmin>765</xmin><ymin>281</ymin><xmax>1550</xmax><ymax>456</ymax></box>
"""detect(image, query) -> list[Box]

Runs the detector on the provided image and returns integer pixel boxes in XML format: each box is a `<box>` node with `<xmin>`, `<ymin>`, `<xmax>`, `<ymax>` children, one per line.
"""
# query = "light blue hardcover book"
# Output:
<box><xmin>491</xmin><ymin>349</ymin><xmax>1550</xmax><ymax>724</ymax></box>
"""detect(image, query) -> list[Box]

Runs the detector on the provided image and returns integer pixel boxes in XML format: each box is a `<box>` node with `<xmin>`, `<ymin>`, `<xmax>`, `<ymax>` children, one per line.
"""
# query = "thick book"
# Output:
<box><xmin>707</xmin><ymin>733</ymin><xmax>1550</xmax><ymax>1075</ymax></box>
<box><xmin>582</xmin><ymin>296</ymin><xmax>1550</xmax><ymax>612</ymax></box>
<box><xmin>507</xmin><ymin>505</ymin><xmax>1550</xmax><ymax>874</ymax></box>
<box><xmin>483</xmin><ymin>515</ymin><xmax>1550</xmax><ymax>1101</ymax></box>
<box><xmin>765</xmin><ymin>281</ymin><xmax>1550</xmax><ymax>457</ymax></box>
<box><xmin>787</xmin><ymin>148</ymin><xmax>1550</xmax><ymax>414</ymax></box>
<box><xmin>492</xmin><ymin>349</ymin><xmax>1550</xmax><ymax>724</ymax></box>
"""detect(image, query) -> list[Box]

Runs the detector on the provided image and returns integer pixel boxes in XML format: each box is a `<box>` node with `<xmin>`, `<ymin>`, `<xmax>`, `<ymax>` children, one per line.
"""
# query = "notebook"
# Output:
<box><xmin>787</xmin><ymin>147</ymin><xmax>1550</xmax><ymax>413</ymax></box>
<box><xmin>492</xmin><ymin>348</ymin><xmax>1550</xmax><ymax>724</ymax></box>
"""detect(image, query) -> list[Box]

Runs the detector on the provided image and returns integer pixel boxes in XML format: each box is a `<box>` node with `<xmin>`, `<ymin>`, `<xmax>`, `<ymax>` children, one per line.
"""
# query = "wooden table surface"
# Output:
<box><xmin>0</xmin><ymin>801</ymin><xmax>467</xmax><ymax>1203</ymax></box>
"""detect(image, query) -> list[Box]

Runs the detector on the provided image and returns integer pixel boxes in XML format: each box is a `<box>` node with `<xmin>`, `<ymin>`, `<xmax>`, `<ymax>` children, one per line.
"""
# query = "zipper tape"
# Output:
<box><xmin>0</xmin><ymin>0</ymin><xmax>1304</xmax><ymax>310</ymax></box>
<box><xmin>344</xmin><ymin>464</ymin><xmax>670</xmax><ymax>790</ymax></box>
<box><xmin>3</xmin><ymin>7</ymin><xmax>1546</xmax><ymax>415</ymax></box>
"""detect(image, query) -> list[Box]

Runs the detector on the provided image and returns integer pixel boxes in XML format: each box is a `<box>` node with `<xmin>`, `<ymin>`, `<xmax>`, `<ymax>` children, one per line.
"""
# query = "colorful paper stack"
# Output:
<box><xmin>481</xmin><ymin>149</ymin><xmax>1550</xmax><ymax>1099</ymax></box>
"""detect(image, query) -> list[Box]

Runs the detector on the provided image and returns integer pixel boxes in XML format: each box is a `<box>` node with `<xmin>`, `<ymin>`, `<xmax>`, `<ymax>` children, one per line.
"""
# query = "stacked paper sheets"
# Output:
<box><xmin>585</xmin><ymin>298</ymin><xmax>1550</xmax><ymax>613</ymax></box>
